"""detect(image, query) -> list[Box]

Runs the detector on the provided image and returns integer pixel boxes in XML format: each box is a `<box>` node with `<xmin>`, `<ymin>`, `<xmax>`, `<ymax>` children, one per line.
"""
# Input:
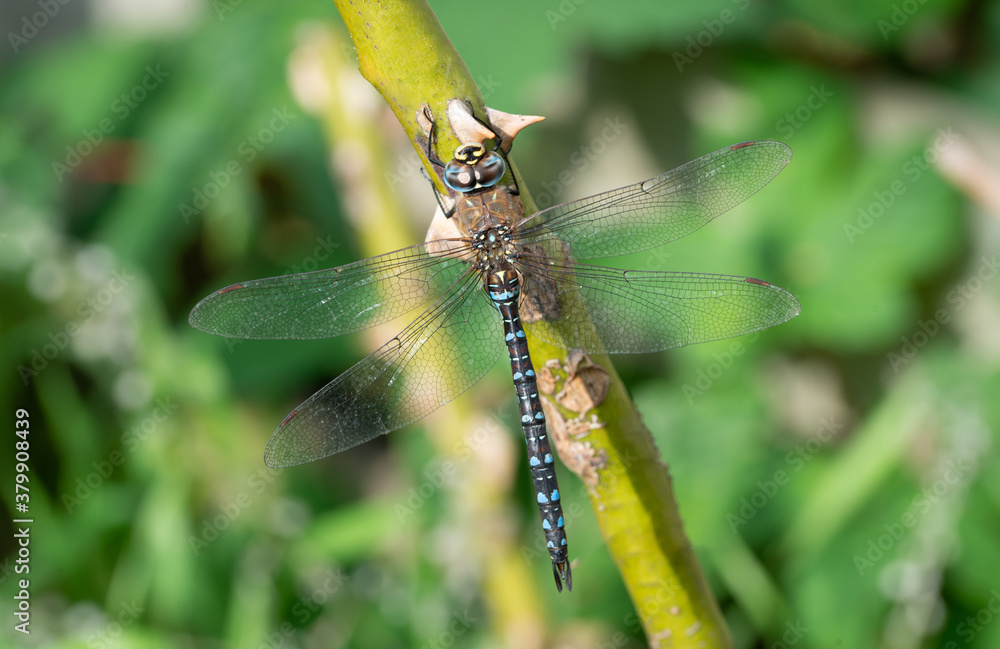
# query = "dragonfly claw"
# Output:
<box><xmin>552</xmin><ymin>560</ymin><xmax>573</xmax><ymax>592</ymax></box>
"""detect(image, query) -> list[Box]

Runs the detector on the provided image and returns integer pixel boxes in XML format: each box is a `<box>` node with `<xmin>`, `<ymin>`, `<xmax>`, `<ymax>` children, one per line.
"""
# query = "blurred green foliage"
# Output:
<box><xmin>1</xmin><ymin>0</ymin><xmax>999</xmax><ymax>647</ymax></box>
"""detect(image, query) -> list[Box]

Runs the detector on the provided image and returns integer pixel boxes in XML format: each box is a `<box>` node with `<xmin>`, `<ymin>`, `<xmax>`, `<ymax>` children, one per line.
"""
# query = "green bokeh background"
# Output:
<box><xmin>2</xmin><ymin>0</ymin><xmax>999</xmax><ymax>647</ymax></box>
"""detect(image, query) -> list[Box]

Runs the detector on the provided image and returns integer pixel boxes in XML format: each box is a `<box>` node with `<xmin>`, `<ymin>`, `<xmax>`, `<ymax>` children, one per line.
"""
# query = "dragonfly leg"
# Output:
<box><xmin>421</xmin><ymin>105</ymin><xmax>459</xmax><ymax>218</ymax></box>
<box><xmin>422</xmin><ymin>105</ymin><xmax>448</xmax><ymax>168</ymax></box>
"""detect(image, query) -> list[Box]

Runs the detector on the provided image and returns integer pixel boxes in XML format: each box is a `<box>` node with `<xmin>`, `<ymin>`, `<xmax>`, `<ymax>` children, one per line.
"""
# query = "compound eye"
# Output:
<box><xmin>475</xmin><ymin>151</ymin><xmax>506</xmax><ymax>188</ymax></box>
<box><xmin>444</xmin><ymin>160</ymin><xmax>477</xmax><ymax>192</ymax></box>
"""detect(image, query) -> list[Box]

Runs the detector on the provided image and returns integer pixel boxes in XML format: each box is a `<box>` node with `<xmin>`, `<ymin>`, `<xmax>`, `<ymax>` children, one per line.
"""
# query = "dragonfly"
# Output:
<box><xmin>189</xmin><ymin>119</ymin><xmax>800</xmax><ymax>592</ymax></box>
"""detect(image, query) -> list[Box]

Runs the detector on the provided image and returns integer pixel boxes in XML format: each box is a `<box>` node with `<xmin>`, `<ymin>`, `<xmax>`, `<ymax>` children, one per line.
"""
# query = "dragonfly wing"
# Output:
<box><xmin>516</xmin><ymin>141</ymin><xmax>791</xmax><ymax>260</ymax></box>
<box><xmin>264</xmin><ymin>273</ymin><xmax>504</xmax><ymax>467</ymax></box>
<box><xmin>520</xmin><ymin>256</ymin><xmax>800</xmax><ymax>355</ymax></box>
<box><xmin>189</xmin><ymin>240</ymin><xmax>471</xmax><ymax>340</ymax></box>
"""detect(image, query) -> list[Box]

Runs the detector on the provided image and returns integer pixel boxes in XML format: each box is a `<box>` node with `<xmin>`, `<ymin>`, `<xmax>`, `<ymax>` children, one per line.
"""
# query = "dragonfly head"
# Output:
<box><xmin>443</xmin><ymin>143</ymin><xmax>506</xmax><ymax>193</ymax></box>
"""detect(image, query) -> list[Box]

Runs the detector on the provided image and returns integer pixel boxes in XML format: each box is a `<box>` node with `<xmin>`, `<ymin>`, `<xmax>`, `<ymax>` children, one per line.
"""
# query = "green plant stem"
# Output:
<box><xmin>334</xmin><ymin>0</ymin><xmax>480</xmax><ymax>196</ymax></box>
<box><xmin>331</xmin><ymin>1</ymin><xmax>732</xmax><ymax>645</ymax></box>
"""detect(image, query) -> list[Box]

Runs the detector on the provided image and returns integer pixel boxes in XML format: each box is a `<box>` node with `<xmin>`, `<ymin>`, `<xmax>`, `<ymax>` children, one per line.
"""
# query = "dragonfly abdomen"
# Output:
<box><xmin>486</xmin><ymin>266</ymin><xmax>572</xmax><ymax>592</ymax></box>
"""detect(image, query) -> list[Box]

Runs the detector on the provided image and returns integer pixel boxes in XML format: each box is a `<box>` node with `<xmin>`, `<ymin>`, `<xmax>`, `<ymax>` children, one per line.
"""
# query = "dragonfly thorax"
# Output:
<box><xmin>451</xmin><ymin>184</ymin><xmax>522</xmax><ymax>236</ymax></box>
<box><xmin>470</xmin><ymin>224</ymin><xmax>518</xmax><ymax>271</ymax></box>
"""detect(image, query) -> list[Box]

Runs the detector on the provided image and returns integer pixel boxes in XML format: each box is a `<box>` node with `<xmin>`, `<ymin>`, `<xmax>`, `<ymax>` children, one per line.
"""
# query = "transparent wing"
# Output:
<box><xmin>263</xmin><ymin>272</ymin><xmax>504</xmax><ymax>467</ymax></box>
<box><xmin>515</xmin><ymin>141</ymin><xmax>791</xmax><ymax>260</ymax></box>
<box><xmin>518</xmin><ymin>254</ymin><xmax>800</xmax><ymax>355</ymax></box>
<box><xmin>189</xmin><ymin>240</ymin><xmax>471</xmax><ymax>340</ymax></box>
